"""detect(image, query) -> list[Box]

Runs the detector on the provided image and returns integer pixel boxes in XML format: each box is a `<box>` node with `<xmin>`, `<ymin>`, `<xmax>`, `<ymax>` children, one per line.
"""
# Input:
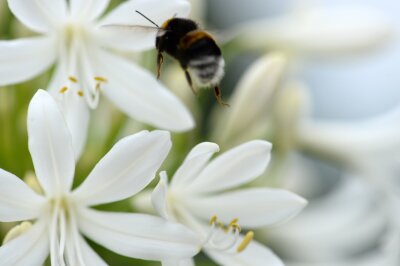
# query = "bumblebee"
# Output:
<box><xmin>137</xmin><ymin>11</ymin><xmax>228</xmax><ymax>106</ymax></box>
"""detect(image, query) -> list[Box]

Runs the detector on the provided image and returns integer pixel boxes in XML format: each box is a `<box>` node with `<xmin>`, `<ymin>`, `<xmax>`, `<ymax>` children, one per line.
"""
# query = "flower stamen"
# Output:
<box><xmin>59</xmin><ymin>86</ymin><xmax>68</xmax><ymax>94</ymax></box>
<box><xmin>94</xmin><ymin>76</ymin><xmax>108</xmax><ymax>83</ymax></box>
<box><xmin>204</xmin><ymin>216</ymin><xmax>248</xmax><ymax>253</ymax></box>
<box><xmin>77</xmin><ymin>90</ymin><xmax>84</xmax><ymax>97</ymax></box>
<box><xmin>236</xmin><ymin>231</ymin><xmax>254</xmax><ymax>252</ymax></box>
<box><xmin>68</xmin><ymin>76</ymin><xmax>78</xmax><ymax>83</ymax></box>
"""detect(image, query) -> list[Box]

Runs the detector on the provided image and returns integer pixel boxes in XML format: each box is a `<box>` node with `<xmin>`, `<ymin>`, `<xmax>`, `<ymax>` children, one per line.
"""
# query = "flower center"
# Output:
<box><xmin>49</xmin><ymin>196</ymin><xmax>85</xmax><ymax>266</ymax></box>
<box><xmin>56</xmin><ymin>75</ymin><xmax>108</xmax><ymax>109</ymax></box>
<box><xmin>203</xmin><ymin>215</ymin><xmax>254</xmax><ymax>253</ymax></box>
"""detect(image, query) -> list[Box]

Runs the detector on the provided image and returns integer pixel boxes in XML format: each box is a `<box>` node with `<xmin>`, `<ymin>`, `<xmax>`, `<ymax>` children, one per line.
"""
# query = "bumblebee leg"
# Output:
<box><xmin>214</xmin><ymin>86</ymin><xmax>230</xmax><ymax>107</ymax></box>
<box><xmin>184</xmin><ymin>70</ymin><xmax>197</xmax><ymax>95</ymax></box>
<box><xmin>157</xmin><ymin>52</ymin><xmax>164</xmax><ymax>79</ymax></box>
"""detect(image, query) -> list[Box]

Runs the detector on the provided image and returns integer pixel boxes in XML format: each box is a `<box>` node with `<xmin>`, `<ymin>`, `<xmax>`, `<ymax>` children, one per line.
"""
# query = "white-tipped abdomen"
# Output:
<box><xmin>189</xmin><ymin>56</ymin><xmax>225</xmax><ymax>88</ymax></box>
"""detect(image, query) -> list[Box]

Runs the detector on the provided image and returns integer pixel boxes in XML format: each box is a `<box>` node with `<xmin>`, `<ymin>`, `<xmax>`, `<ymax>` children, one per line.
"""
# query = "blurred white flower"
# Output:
<box><xmin>296</xmin><ymin>104</ymin><xmax>400</xmax><ymax>190</ymax></box>
<box><xmin>0</xmin><ymin>90</ymin><xmax>200</xmax><ymax>265</ymax></box>
<box><xmin>211</xmin><ymin>53</ymin><xmax>289</xmax><ymax>148</ymax></box>
<box><xmin>0</xmin><ymin>0</ymin><xmax>194</xmax><ymax>157</ymax></box>
<box><xmin>141</xmin><ymin>140</ymin><xmax>307</xmax><ymax>266</ymax></box>
<box><xmin>267</xmin><ymin>175</ymin><xmax>398</xmax><ymax>266</ymax></box>
<box><xmin>233</xmin><ymin>5</ymin><xmax>393</xmax><ymax>56</ymax></box>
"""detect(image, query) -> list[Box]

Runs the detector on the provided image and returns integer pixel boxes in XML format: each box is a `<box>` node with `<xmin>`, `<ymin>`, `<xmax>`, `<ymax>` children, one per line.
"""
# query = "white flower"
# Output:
<box><xmin>0</xmin><ymin>90</ymin><xmax>199</xmax><ymax>265</ymax></box>
<box><xmin>295</xmin><ymin>105</ymin><xmax>400</xmax><ymax>190</ymax></box>
<box><xmin>0</xmin><ymin>0</ymin><xmax>194</xmax><ymax>157</ymax></box>
<box><xmin>211</xmin><ymin>53</ymin><xmax>288</xmax><ymax>149</ymax></box>
<box><xmin>267</xmin><ymin>176</ymin><xmax>396</xmax><ymax>266</ymax></box>
<box><xmin>136</xmin><ymin>140</ymin><xmax>307</xmax><ymax>265</ymax></box>
<box><xmin>233</xmin><ymin>5</ymin><xmax>393</xmax><ymax>56</ymax></box>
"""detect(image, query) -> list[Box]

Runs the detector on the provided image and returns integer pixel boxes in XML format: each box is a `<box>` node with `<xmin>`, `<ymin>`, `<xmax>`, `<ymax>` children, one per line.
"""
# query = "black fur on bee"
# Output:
<box><xmin>154</xmin><ymin>16</ymin><xmax>228</xmax><ymax>106</ymax></box>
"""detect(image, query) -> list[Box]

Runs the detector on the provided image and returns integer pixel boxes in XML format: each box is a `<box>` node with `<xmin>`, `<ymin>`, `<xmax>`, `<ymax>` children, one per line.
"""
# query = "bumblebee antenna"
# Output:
<box><xmin>135</xmin><ymin>10</ymin><xmax>160</xmax><ymax>28</ymax></box>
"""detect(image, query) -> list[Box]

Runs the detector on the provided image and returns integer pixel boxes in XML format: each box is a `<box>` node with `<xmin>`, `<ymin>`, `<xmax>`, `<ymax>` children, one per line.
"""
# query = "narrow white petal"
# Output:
<box><xmin>96</xmin><ymin>0</ymin><xmax>190</xmax><ymax>51</ymax></box>
<box><xmin>163</xmin><ymin>258</ymin><xmax>195</xmax><ymax>266</ymax></box>
<box><xmin>72</xmin><ymin>130</ymin><xmax>171</xmax><ymax>206</ymax></box>
<box><xmin>0</xmin><ymin>36</ymin><xmax>56</xmax><ymax>86</ymax></box>
<box><xmin>0</xmin><ymin>169</ymin><xmax>45</xmax><ymax>222</ymax></box>
<box><xmin>211</xmin><ymin>54</ymin><xmax>287</xmax><ymax>146</ymax></box>
<box><xmin>90</xmin><ymin>48</ymin><xmax>194</xmax><ymax>132</ymax></box>
<box><xmin>52</xmin><ymin>90</ymin><xmax>90</xmax><ymax>160</ymax></box>
<box><xmin>77</xmin><ymin>208</ymin><xmax>200</xmax><ymax>261</ymax></box>
<box><xmin>69</xmin><ymin>0</ymin><xmax>109</xmax><ymax>21</ymax></box>
<box><xmin>7</xmin><ymin>0</ymin><xmax>67</xmax><ymax>33</ymax></box>
<box><xmin>152</xmin><ymin>172</ymin><xmax>170</xmax><ymax>219</ymax></box>
<box><xmin>186</xmin><ymin>188</ymin><xmax>307</xmax><ymax>228</ymax></box>
<box><xmin>205</xmin><ymin>239</ymin><xmax>284</xmax><ymax>266</ymax></box>
<box><xmin>171</xmin><ymin>142</ymin><xmax>220</xmax><ymax>187</ymax></box>
<box><xmin>28</xmin><ymin>90</ymin><xmax>75</xmax><ymax>196</ymax></box>
<box><xmin>188</xmin><ymin>141</ymin><xmax>272</xmax><ymax>193</ymax></box>
<box><xmin>0</xmin><ymin>218</ymin><xmax>49</xmax><ymax>266</ymax></box>
<box><xmin>76</xmin><ymin>234</ymin><xmax>108</xmax><ymax>266</ymax></box>
<box><xmin>46</xmin><ymin>63</ymin><xmax>91</xmax><ymax>160</ymax></box>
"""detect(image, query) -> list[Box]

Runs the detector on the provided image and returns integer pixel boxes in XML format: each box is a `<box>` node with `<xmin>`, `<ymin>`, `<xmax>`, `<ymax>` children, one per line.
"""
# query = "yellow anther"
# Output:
<box><xmin>77</xmin><ymin>90</ymin><xmax>84</xmax><ymax>97</ymax></box>
<box><xmin>94</xmin><ymin>76</ymin><xmax>108</xmax><ymax>83</ymax></box>
<box><xmin>236</xmin><ymin>231</ymin><xmax>254</xmax><ymax>253</ymax></box>
<box><xmin>59</xmin><ymin>86</ymin><xmax>68</xmax><ymax>93</ymax></box>
<box><xmin>3</xmin><ymin>221</ymin><xmax>32</xmax><ymax>244</ymax></box>
<box><xmin>209</xmin><ymin>215</ymin><xmax>218</xmax><ymax>225</ymax></box>
<box><xmin>230</xmin><ymin>218</ymin><xmax>239</xmax><ymax>225</ymax></box>
<box><xmin>68</xmin><ymin>76</ymin><xmax>78</xmax><ymax>83</ymax></box>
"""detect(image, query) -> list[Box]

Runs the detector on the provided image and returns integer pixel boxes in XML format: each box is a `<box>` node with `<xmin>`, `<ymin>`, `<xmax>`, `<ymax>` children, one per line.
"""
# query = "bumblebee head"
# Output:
<box><xmin>156</xmin><ymin>18</ymin><xmax>198</xmax><ymax>52</ymax></box>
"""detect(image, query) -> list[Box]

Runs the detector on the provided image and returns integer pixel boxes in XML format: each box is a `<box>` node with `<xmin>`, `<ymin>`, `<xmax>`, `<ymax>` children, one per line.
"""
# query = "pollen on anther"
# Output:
<box><xmin>209</xmin><ymin>215</ymin><xmax>218</xmax><ymax>225</ymax></box>
<box><xmin>68</xmin><ymin>76</ymin><xmax>78</xmax><ymax>83</ymax></box>
<box><xmin>59</xmin><ymin>86</ymin><xmax>68</xmax><ymax>93</ymax></box>
<box><xmin>236</xmin><ymin>231</ymin><xmax>254</xmax><ymax>253</ymax></box>
<box><xmin>94</xmin><ymin>76</ymin><xmax>108</xmax><ymax>83</ymax></box>
<box><xmin>77</xmin><ymin>90</ymin><xmax>84</xmax><ymax>97</ymax></box>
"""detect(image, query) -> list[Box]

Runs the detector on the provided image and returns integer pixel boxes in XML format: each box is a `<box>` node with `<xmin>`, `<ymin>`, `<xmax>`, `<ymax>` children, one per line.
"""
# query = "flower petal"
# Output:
<box><xmin>47</xmin><ymin>64</ymin><xmax>91</xmax><ymax>160</ymax></box>
<box><xmin>77</xmin><ymin>208</ymin><xmax>200</xmax><ymax>261</ymax></box>
<box><xmin>205</xmin><ymin>239</ymin><xmax>284</xmax><ymax>266</ymax></box>
<box><xmin>185</xmin><ymin>188</ymin><xmax>307</xmax><ymax>228</ymax></box>
<box><xmin>72</xmin><ymin>130</ymin><xmax>171</xmax><ymax>206</ymax></box>
<box><xmin>0</xmin><ymin>218</ymin><xmax>49</xmax><ymax>265</ymax></box>
<box><xmin>188</xmin><ymin>140</ymin><xmax>272</xmax><ymax>193</ymax></box>
<box><xmin>7</xmin><ymin>0</ymin><xmax>67</xmax><ymax>33</ymax></box>
<box><xmin>71</xmin><ymin>234</ymin><xmax>108</xmax><ymax>266</ymax></box>
<box><xmin>234</xmin><ymin>6</ymin><xmax>393</xmax><ymax>55</ymax></box>
<box><xmin>69</xmin><ymin>0</ymin><xmax>109</xmax><ymax>22</ymax></box>
<box><xmin>211</xmin><ymin>53</ymin><xmax>287</xmax><ymax>147</ymax></box>
<box><xmin>171</xmin><ymin>142</ymin><xmax>220</xmax><ymax>187</ymax></box>
<box><xmin>96</xmin><ymin>0</ymin><xmax>190</xmax><ymax>51</ymax></box>
<box><xmin>0</xmin><ymin>36</ymin><xmax>56</xmax><ymax>86</ymax></box>
<box><xmin>152</xmin><ymin>171</ymin><xmax>170</xmax><ymax>220</ymax></box>
<box><xmin>0</xmin><ymin>169</ymin><xmax>45</xmax><ymax>222</ymax></box>
<box><xmin>90</xmin><ymin>48</ymin><xmax>194</xmax><ymax>132</ymax></box>
<box><xmin>28</xmin><ymin>90</ymin><xmax>75</xmax><ymax>196</ymax></box>
<box><xmin>52</xmin><ymin>89</ymin><xmax>90</xmax><ymax>160</ymax></box>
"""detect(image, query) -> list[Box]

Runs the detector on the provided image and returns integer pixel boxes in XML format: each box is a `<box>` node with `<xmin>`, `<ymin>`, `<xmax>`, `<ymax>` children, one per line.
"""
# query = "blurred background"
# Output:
<box><xmin>1</xmin><ymin>0</ymin><xmax>399</xmax><ymax>265</ymax></box>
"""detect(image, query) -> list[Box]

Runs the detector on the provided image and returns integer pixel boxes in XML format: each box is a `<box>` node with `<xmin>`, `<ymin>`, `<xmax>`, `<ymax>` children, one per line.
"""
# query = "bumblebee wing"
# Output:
<box><xmin>100</xmin><ymin>24</ymin><xmax>165</xmax><ymax>34</ymax></box>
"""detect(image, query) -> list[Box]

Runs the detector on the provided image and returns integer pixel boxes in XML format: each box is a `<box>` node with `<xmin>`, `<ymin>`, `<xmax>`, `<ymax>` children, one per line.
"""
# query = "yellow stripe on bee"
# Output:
<box><xmin>161</xmin><ymin>18</ymin><xmax>173</xmax><ymax>29</ymax></box>
<box><xmin>179</xmin><ymin>30</ymin><xmax>214</xmax><ymax>50</ymax></box>
<box><xmin>236</xmin><ymin>231</ymin><xmax>254</xmax><ymax>253</ymax></box>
